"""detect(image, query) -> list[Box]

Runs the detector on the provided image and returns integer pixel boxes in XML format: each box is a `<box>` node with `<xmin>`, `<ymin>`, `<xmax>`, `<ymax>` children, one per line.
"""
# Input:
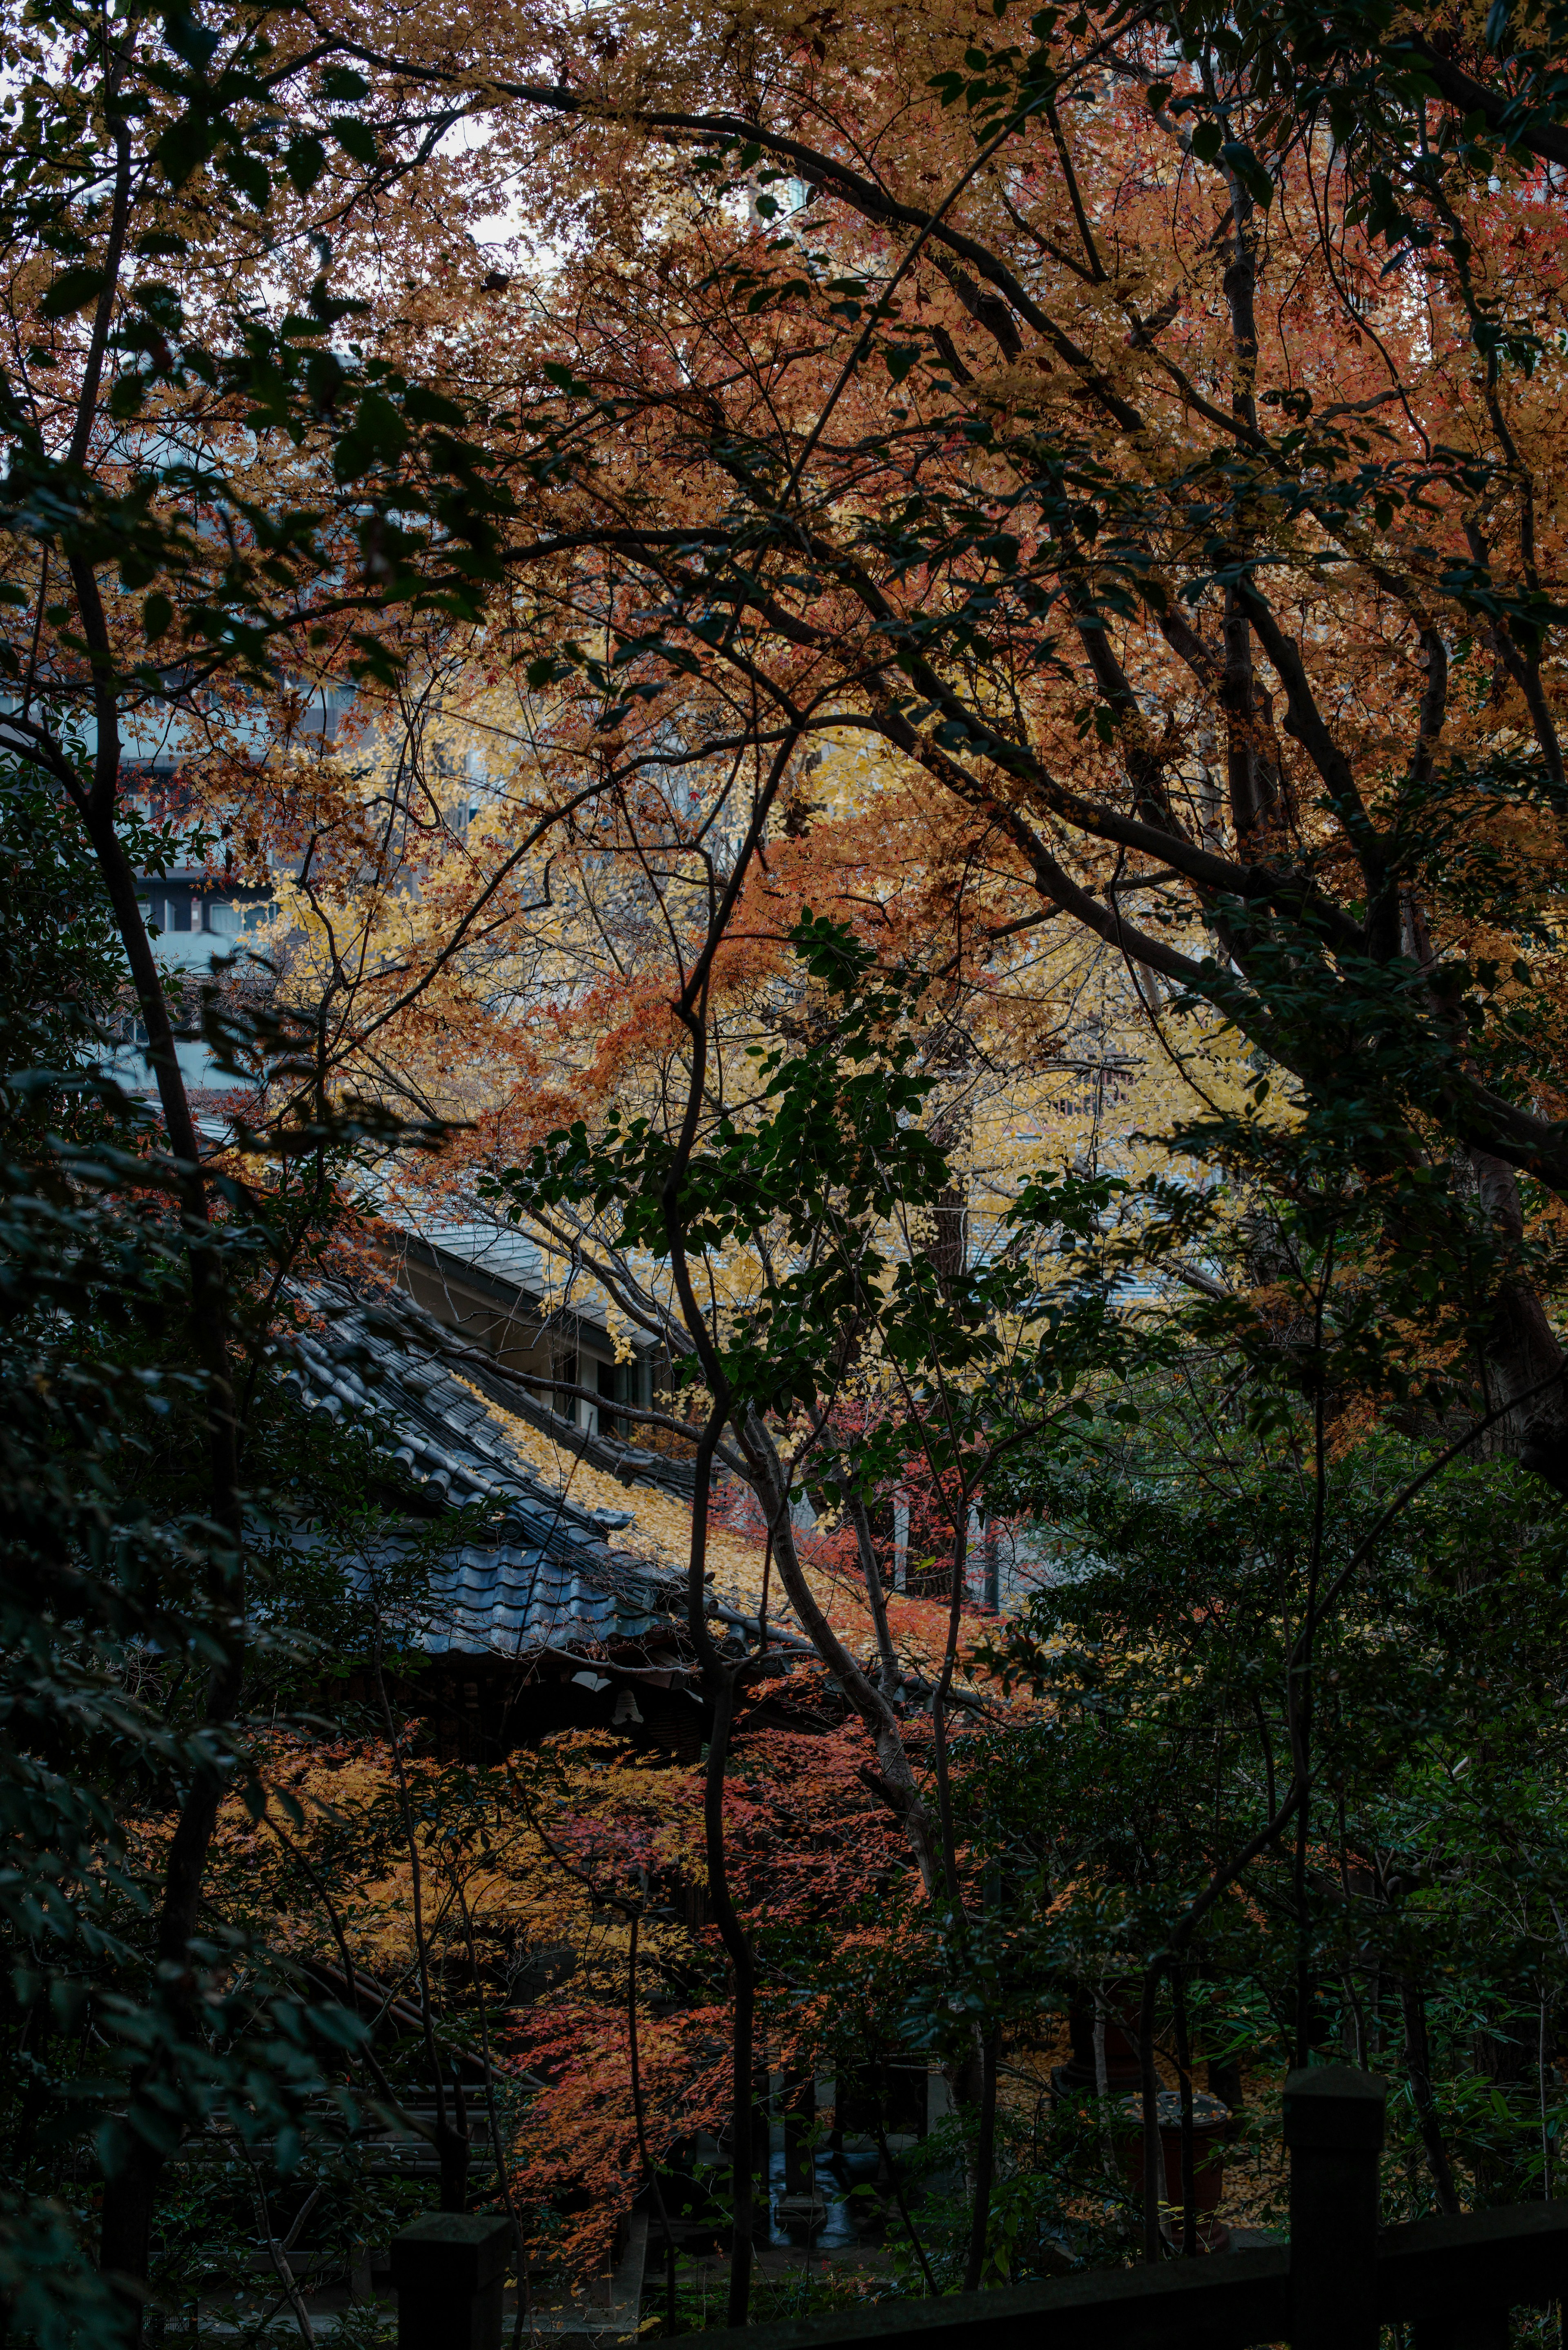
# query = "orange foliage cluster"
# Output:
<box><xmin>183</xmin><ymin>1705</ymin><xmax>987</xmax><ymax>2276</ymax></box>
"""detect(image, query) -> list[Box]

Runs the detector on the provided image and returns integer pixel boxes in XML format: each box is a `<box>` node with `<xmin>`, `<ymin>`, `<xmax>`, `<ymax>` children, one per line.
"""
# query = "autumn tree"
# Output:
<box><xmin>268</xmin><ymin>0</ymin><xmax>1568</xmax><ymax>1491</ymax></box>
<box><xmin>0</xmin><ymin>0</ymin><xmax>614</xmax><ymax>2325</ymax></box>
<box><xmin>17</xmin><ymin>0</ymin><xmax>1568</xmax><ymax>2322</ymax></box>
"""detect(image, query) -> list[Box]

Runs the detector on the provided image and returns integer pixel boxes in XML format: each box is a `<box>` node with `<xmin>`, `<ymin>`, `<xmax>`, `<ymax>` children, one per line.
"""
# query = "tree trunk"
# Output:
<box><xmin>82</xmin><ymin>767</ymin><xmax>246</xmax><ymax>2335</ymax></box>
<box><xmin>960</xmin><ymin>2029</ymin><xmax>998</xmax><ymax>2290</ymax></box>
<box><xmin>97</xmin><ymin>2158</ymin><xmax>158</xmax><ymax>2308</ymax></box>
<box><xmin>1401</xmin><ymin>1983</ymin><xmax>1462</xmax><ymax>2216</ymax></box>
<box><xmin>437</xmin><ymin>2123</ymin><xmax>471</xmax><ymax>2212</ymax></box>
<box><xmin>1469</xmin><ymin>1150</ymin><xmax>1568</xmax><ymax>1492</ymax></box>
<box><xmin>737</xmin><ymin>1414</ymin><xmax>942</xmax><ymax>1897</ymax></box>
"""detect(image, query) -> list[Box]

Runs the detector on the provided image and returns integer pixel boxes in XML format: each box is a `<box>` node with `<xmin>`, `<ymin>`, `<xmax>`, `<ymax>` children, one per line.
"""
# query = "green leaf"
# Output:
<box><xmin>1220</xmin><ymin>140</ymin><xmax>1274</xmax><ymax>207</ymax></box>
<box><xmin>155</xmin><ymin>114</ymin><xmax>218</xmax><ymax>188</ymax></box>
<box><xmin>403</xmin><ymin>384</ymin><xmax>467</xmax><ymax>428</ymax></box>
<box><xmin>143</xmin><ymin>593</ymin><xmax>174</xmax><ymax>642</ymax></box>
<box><xmin>40</xmin><ymin>267</ymin><xmax>107</xmax><ymax>321</ymax></box>
<box><xmin>221</xmin><ymin>148</ymin><xmax>271</xmax><ymax>209</ymax></box>
<box><xmin>330</xmin><ymin>116</ymin><xmax>378</xmax><ymax>167</ymax></box>
<box><xmin>161</xmin><ymin>8</ymin><xmax>221</xmax><ymax>67</ymax></box>
<box><xmin>1190</xmin><ymin>119</ymin><xmax>1224</xmax><ymax>164</ymax></box>
<box><xmin>345</xmin><ymin>629</ymin><xmax>402</xmax><ymax>686</ymax></box>
<box><xmin>332</xmin><ymin>390</ymin><xmax>409</xmax><ymax>479</ymax></box>
<box><xmin>286</xmin><ymin>134</ymin><xmax>326</xmax><ymax>194</ymax></box>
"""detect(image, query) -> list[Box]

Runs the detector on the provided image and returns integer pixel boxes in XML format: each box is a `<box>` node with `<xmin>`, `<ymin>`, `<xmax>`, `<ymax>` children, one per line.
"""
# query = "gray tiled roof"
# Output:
<box><xmin>281</xmin><ymin>1279</ymin><xmax>687</xmax><ymax>1663</ymax></box>
<box><xmin>392</xmin><ymin>1217</ymin><xmax>548</xmax><ymax>1296</ymax></box>
<box><xmin>410</xmin><ymin>1543</ymin><xmax>675</xmax><ymax>1658</ymax></box>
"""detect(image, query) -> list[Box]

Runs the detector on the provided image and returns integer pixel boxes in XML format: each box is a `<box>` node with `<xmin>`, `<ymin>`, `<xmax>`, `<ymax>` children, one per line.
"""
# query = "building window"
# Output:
<box><xmin>209</xmin><ymin>901</ymin><xmax>242</xmax><ymax>935</ymax></box>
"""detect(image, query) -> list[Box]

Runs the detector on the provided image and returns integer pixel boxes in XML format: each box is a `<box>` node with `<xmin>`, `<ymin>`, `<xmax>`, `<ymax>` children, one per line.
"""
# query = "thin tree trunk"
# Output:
<box><xmin>1137</xmin><ymin>1962</ymin><xmax>1165</xmax><ymax>2264</ymax></box>
<box><xmin>1173</xmin><ymin>1967</ymin><xmax>1197</xmax><ymax>2257</ymax></box>
<box><xmin>961</xmin><ymin>2028</ymin><xmax>998</xmax><ymax>2290</ymax></box>
<box><xmin>71</xmin><ymin>553</ymin><xmax>247</xmax><ymax>2323</ymax></box>
<box><xmin>844</xmin><ymin>1488</ymin><xmax>902</xmax><ymax>1698</ymax></box>
<box><xmin>456</xmin><ymin>1871</ymin><xmax>543</xmax><ymax>2350</ymax></box>
<box><xmin>90</xmin><ymin>934</ymin><xmax>245</xmax><ymax>2319</ymax></box>
<box><xmin>1468</xmin><ymin>1150</ymin><xmax>1568</xmax><ymax>1492</ymax></box>
<box><xmin>624</xmin><ymin>1910</ymin><xmax>679</xmax><ymax>2332</ymax></box>
<box><xmin>677</xmin><ymin>1408</ymin><xmax>758</xmax><ymax>2326</ymax></box>
<box><xmin>704</xmin><ymin>1671</ymin><xmax>755</xmax><ymax>2324</ymax></box>
<box><xmin>1540</xmin><ymin>1988</ymin><xmax>1552</xmax><ymax>2202</ymax></box>
<box><xmin>373</xmin><ymin>1654</ymin><xmax>470</xmax><ymax>2212</ymax></box>
<box><xmin>866</xmin><ymin>2060</ymin><xmax>937</xmax><ymax>2294</ymax></box>
<box><xmin>239</xmin><ymin>2148</ymin><xmax>319</xmax><ymax>2348</ymax></box>
<box><xmin>737</xmin><ymin>1414</ymin><xmax>942</xmax><ymax>1897</ymax></box>
<box><xmin>929</xmin><ymin>1510</ymin><xmax>970</xmax><ymax>1904</ymax></box>
<box><xmin>1091</xmin><ymin>1990</ymin><xmax>1121</xmax><ymax>2196</ymax></box>
<box><xmin>1401</xmin><ymin>1983</ymin><xmax>1462</xmax><ymax>2215</ymax></box>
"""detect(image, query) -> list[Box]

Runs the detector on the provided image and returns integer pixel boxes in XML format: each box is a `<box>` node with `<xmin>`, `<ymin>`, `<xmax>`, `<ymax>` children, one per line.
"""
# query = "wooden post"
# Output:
<box><xmin>391</xmin><ymin>2212</ymin><xmax>512</xmax><ymax>2350</ymax></box>
<box><xmin>1283</xmin><ymin>2063</ymin><xmax>1386</xmax><ymax>2350</ymax></box>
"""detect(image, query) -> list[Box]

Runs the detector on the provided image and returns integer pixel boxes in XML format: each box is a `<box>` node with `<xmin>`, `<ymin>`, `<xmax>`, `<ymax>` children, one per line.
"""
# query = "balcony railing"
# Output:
<box><xmin>388</xmin><ymin>2065</ymin><xmax>1568</xmax><ymax>2350</ymax></box>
